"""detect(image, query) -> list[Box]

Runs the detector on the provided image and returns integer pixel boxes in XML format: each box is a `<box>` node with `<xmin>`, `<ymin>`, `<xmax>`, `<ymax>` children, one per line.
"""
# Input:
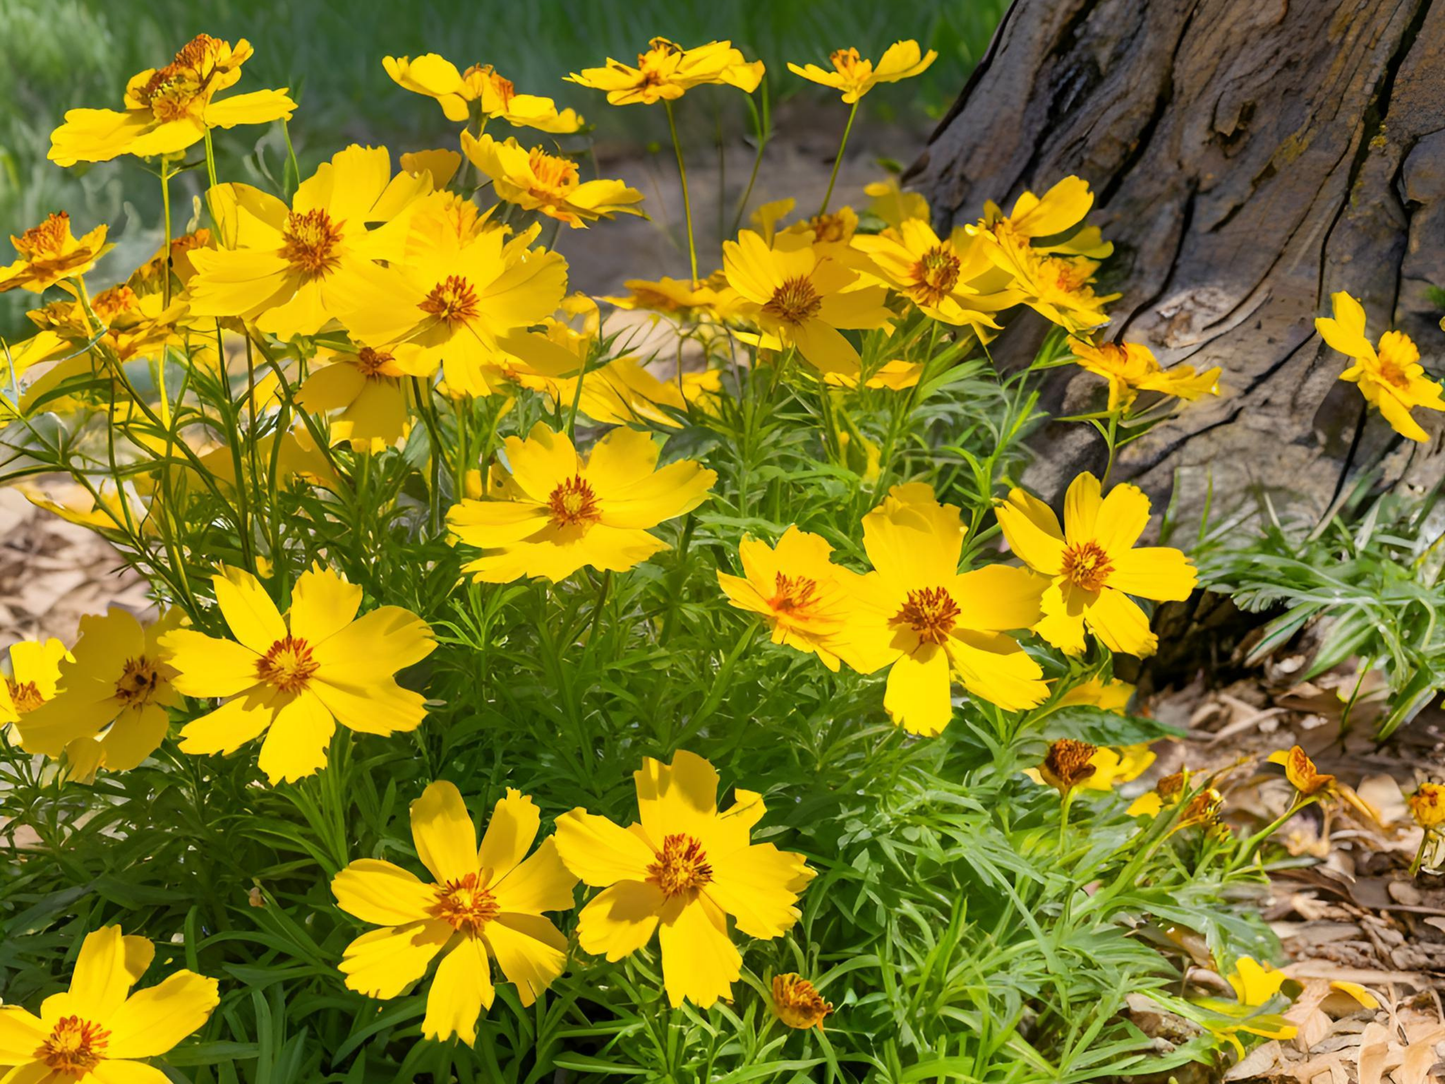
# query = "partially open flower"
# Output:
<box><xmin>787</xmin><ymin>40</ymin><xmax>936</xmax><ymax>104</ymax></box>
<box><xmin>772</xmin><ymin>974</ymin><xmax>833</xmax><ymax>1030</ymax></box>
<box><xmin>1270</xmin><ymin>745</ymin><xmax>1333</xmax><ymax>797</ymax></box>
<box><xmin>568</xmin><ymin>38</ymin><xmax>763</xmax><ymax>106</ymax></box>
<box><xmin>1409</xmin><ymin>782</ymin><xmax>1445</xmax><ymax>829</ymax></box>
<box><xmin>1038</xmin><ymin>739</ymin><xmax>1098</xmax><ymax>794</ymax></box>
<box><xmin>0</xmin><ymin>213</ymin><xmax>110</xmax><ymax>293</ymax></box>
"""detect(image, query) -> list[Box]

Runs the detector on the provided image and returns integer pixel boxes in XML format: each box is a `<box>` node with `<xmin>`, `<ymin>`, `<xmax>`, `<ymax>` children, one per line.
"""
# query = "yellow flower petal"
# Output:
<box><xmin>161</xmin><ymin>629</ymin><xmax>261</xmax><ymax>699</ymax></box>
<box><xmin>658</xmin><ymin>897</ymin><xmax>739</xmax><ymax>1008</ymax></box>
<box><xmin>482</xmin><ymin>913</ymin><xmax>568</xmax><ymax>1006</ymax></box>
<box><xmin>66</xmin><ymin>926</ymin><xmax>137</xmax><ymax>1020</ymax></box>
<box><xmin>255</xmin><ymin>691</ymin><xmax>335</xmax><ymax>784</ymax></box>
<box><xmin>103</xmin><ymin>971</ymin><xmax>219</xmax><ymax>1059</ymax></box>
<box><xmin>491</xmin><ymin>837</ymin><xmax>576</xmax><ymax>915</ymax></box>
<box><xmin>554</xmin><ymin>809</ymin><xmax>656</xmax><ymax>887</ymax></box>
<box><xmin>1108</xmin><ymin>547</ymin><xmax>1198</xmax><ymax>602</ymax></box>
<box><xmin>635</xmin><ymin>750</ymin><xmax>719</xmax><ymax>847</ymax></box>
<box><xmin>1084</xmin><ymin>588</ymin><xmax>1158</xmax><ymax>657</ymax></box>
<box><xmin>706</xmin><ymin>842</ymin><xmax>809</xmax><ymax>939</ymax></box>
<box><xmin>412</xmin><ymin>781</ymin><xmax>478</xmax><ymax>884</ymax></box>
<box><xmin>332</xmin><ymin>859</ymin><xmax>437</xmax><ymax>926</ymax></box>
<box><xmin>421</xmin><ymin>937</ymin><xmax>494</xmax><ymax>1046</ymax></box>
<box><xmin>575</xmin><ymin>880</ymin><xmax>664</xmax><ymax>961</ymax></box>
<box><xmin>287</xmin><ymin>566</ymin><xmax>363</xmax><ymax>646</ymax></box>
<box><xmin>340</xmin><ymin>921</ymin><xmax>452</xmax><ymax>999</ymax></box>
<box><xmin>212</xmin><ymin>566</ymin><xmax>286</xmax><ymax>654</ymax></box>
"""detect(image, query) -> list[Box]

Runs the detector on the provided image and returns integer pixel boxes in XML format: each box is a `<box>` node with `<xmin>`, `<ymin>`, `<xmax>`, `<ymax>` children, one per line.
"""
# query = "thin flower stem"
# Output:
<box><xmin>664</xmin><ymin>100</ymin><xmax>699</xmax><ymax>286</ymax></box>
<box><xmin>818</xmin><ymin>100</ymin><xmax>859</xmax><ymax>217</ymax></box>
<box><xmin>1101</xmin><ymin>411</ymin><xmax>1121</xmax><ymax>486</ymax></box>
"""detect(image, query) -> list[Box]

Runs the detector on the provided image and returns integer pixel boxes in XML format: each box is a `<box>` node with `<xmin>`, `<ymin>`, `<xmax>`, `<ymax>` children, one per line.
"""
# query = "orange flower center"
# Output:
<box><xmin>528</xmin><ymin>148</ymin><xmax>580</xmax><ymax>194</ymax></box>
<box><xmin>5</xmin><ymin>678</ymin><xmax>45</xmax><ymax>715</ymax></box>
<box><xmin>256</xmin><ymin>636</ymin><xmax>319</xmax><ymax>693</ymax></box>
<box><xmin>892</xmin><ymin>586</ymin><xmax>960</xmax><ymax>645</ymax></box>
<box><xmin>762</xmin><ymin>276</ymin><xmax>822</xmax><ymax>324</ymax></box>
<box><xmin>355</xmin><ymin>346</ymin><xmax>395</xmax><ymax>379</ymax></box>
<box><xmin>547</xmin><ymin>474</ymin><xmax>601</xmax><ymax>529</ymax></box>
<box><xmin>419</xmin><ymin>275</ymin><xmax>482</xmax><ymax>325</ymax></box>
<box><xmin>36</xmin><ymin>1015</ymin><xmax>110</xmax><ymax>1075</ymax></box>
<box><xmin>1041</xmin><ymin>256</ymin><xmax>1092</xmax><ymax>295</ymax></box>
<box><xmin>647</xmin><ymin>833</ymin><xmax>712</xmax><ymax>899</ymax></box>
<box><xmin>768</xmin><ymin>572</ymin><xmax>818</xmax><ymax>614</ymax></box>
<box><xmin>807</xmin><ymin>213</ymin><xmax>851</xmax><ymax>244</ymax></box>
<box><xmin>1042</xmin><ymin>738</ymin><xmax>1097</xmax><ymax>792</ymax></box>
<box><xmin>912</xmin><ymin>245</ymin><xmax>961</xmax><ymax>305</ymax></box>
<box><xmin>136</xmin><ymin>34</ymin><xmax>231</xmax><ymax>121</ymax></box>
<box><xmin>829</xmin><ymin>46</ymin><xmax>868</xmax><ymax>79</ymax></box>
<box><xmin>114</xmin><ymin>656</ymin><xmax>162</xmax><ymax>707</ymax></box>
<box><xmin>281</xmin><ymin>209</ymin><xmax>345</xmax><ymax>277</ymax></box>
<box><xmin>1375</xmin><ymin>338</ymin><xmax>1416</xmax><ymax>390</ymax></box>
<box><xmin>637</xmin><ymin>37</ymin><xmax>684</xmax><ymax>84</ymax></box>
<box><xmin>92</xmin><ymin>285</ymin><xmax>140</xmax><ymax>324</ymax></box>
<box><xmin>430</xmin><ymin>871</ymin><xmax>499</xmax><ymax>934</ymax></box>
<box><xmin>1061</xmin><ymin>541</ymin><xmax>1113</xmax><ymax>592</ymax></box>
<box><xmin>14</xmin><ymin>213</ymin><xmax>72</xmax><ymax>260</ymax></box>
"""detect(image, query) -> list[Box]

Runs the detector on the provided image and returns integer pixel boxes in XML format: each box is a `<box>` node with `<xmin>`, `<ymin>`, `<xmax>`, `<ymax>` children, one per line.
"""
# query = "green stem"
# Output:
<box><xmin>819</xmin><ymin>100</ymin><xmax>859</xmax><ymax>216</ymax></box>
<box><xmin>664</xmin><ymin>100</ymin><xmax>699</xmax><ymax>286</ymax></box>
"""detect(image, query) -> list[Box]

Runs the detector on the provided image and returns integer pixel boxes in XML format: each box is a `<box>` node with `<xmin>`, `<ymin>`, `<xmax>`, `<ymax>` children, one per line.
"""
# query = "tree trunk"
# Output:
<box><xmin>907</xmin><ymin>0</ymin><xmax>1445</xmax><ymax>520</ymax></box>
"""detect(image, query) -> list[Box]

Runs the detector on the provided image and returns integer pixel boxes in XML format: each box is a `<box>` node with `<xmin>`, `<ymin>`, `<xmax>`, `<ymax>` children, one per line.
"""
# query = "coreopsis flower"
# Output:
<box><xmin>1410</xmin><ymin>782</ymin><xmax>1445</xmax><ymax>829</ymax></box>
<box><xmin>602</xmin><ymin>273</ymin><xmax>744</xmax><ymax>322</ymax></box>
<box><xmin>555</xmin><ymin>750</ymin><xmax>813</xmax><ymax>1008</ymax></box>
<box><xmin>1128</xmin><ymin>768</ymin><xmax>1189</xmax><ymax>818</ymax></box>
<box><xmin>568</xmin><ymin>38</ymin><xmax>764</xmax><ymax>106</ymax></box>
<box><xmin>1315</xmin><ymin>291</ymin><xmax>1444</xmax><ymax>442</ymax></box>
<box><xmin>1069</xmin><ymin>337</ymin><xmax>1221</xmax><ymax>413</ymax></box>
<box><xmin>852</xmin><ymin>219</ymin><xmax>1012</xmax><ymax>333</ymax></box>
<box><xmin>16</xmin><ymin>610</ymin><xmax>182</xmax><ymax>778</ymax></box>
<box><xmin>750</xmin><ymin>200</ymin><xmax>859</xmax><ymax>254</ymax></box>
<box><xmin>49</xmin><ymin>34</ymin><xmax>295</xmax><ymax>166</ymax></box>
<box><xmin>0</xmin><ymin>637</ymin><xmax>68</xmax><ymax>730</ymax></box>
<box><xmin>186</xmin><ymin>145</ymin><xmax>433</xmax><ymax>340</ymax></box>
<box><xmin>161</xmin><ymin>565</ymin><xmax>435</xmax><ymax>784</ymax></box>
<box><xmin>787</xmin><ymin>40</ymin><xmax>937</xmax><ymax>103</ymax></box>
<box><xmin>995</xmin><ymin>472</ymin><xmax>1198</xmax><ymax>657</ymax></box>
<box><xmin>0</xmin><ymin>213</ymin><xmax>110</xmax><ymax>293</ymax></box>
<box><xmin>1268</xmin><ymin>745</ymin><xmax>1379</xmax><ymax>822</ymax></box>
<box><xmin>383</xmin><ymin>54</ymin><xmax>583</xmax><ymax>132</ymax></box>
<box><xmin>772</xmin><ymin>974</ymin><xmax>833</xmax><ymax>1029</ymax></box>
<box><xmin>460</xmin><ymin>132</ymin><xmax>644</xmax><ymax>228</ymax></box>
<box><xmin>447</xmin><ymin>423</ymin><xmax>715</xmax><ymax>583</ymax></box>
<box><xmin>865</xmin><ymin>177</ymin><xmax>929</xmax><ymax>229</ymax></box>
<box><xmin>834</xmin><ymin>484</ymin><xmax>1049</xmax><ymax>734</ymax></box>
<box><xmin>978</xmin><ymin>176</ymin><xmax>1112</xmax><ymax>259</ymax></box>
<box><xmin>1058</xmin><ymin>675</ymin><xmax>1135</xmax><ymax>712</ymax></box>
<box><xmin>340</xmin><ymin>198</ymin><xmax>568</xmax><ymax>397</ymax></box>
<box><xmin>295</xmin><ymin>342</ymin><xmax>421</xmax><ymax>450</ymax></box>
<box><xmin>0</xmin><ymin>925</ymin><xmax>218</xmax><ymax>1079</ymax></box>
<box><xmin>984</xmin><ymin>244</ymin><xmax>1116</xmax><ymax>333</ymax></box>
<box><xmin>332</xmin><ymin>783</ymin><xmax>577</xmax><ymax>1045</ymax></box>
<box><xmin>717</xmin><ymin>527</ymin><xmax>860</xmax><ymax>671</ymax></box>
<box><xmin>1035</xmin><ymin>739</ymin><xmax>1100</xmax><ymax>794</ymax></box>
<box><xmin>722</xmin><ymin>229</ymin><xmax>891</xmax><ymax>379</ymax></box>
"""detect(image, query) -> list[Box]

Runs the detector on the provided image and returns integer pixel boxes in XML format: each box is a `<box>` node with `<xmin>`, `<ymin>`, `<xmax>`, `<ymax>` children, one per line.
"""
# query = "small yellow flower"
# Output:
<box><xmin>568</xmin><ymin>38</ymin><xmax>764</xmax><ymax>106</ymax></box>
<box><xmin>602</xmin><ymin>273</ymin><xmax>744</xmax><ymax>322</ymax></box>
<box><xmin>864</xmin><ymin>177</ymin><xmax>930</xmax><ymax>229</ymax></box>
<box><xmin>0</xmin><ymin>637</ymin><xmax>68</xmax><ymax>728</ymax></box>
<box><xmin>833</xmin><ymin>484</ymin><xmax>1049</xmax><ymax>734</ymax></box>
<box><xmin>852</xmin><ymin>218</ymin><xmax>1012</xmax><ymax>334</ymax></box>
<box><xmin>984</xmin><ymin>244</ymin><xmax>1116</xmax><ymax>333</ymax></box>
<box><xmin>295</xmin><ymin>342</ymin><xmax>422</xmax><ymax>451</ymax></box>
<box><xmin>772</xmin><ymin>974</ymin><xmax>833</xmax><ymax>1029</ymax></box>
<box><xmin>383</xmin><ymin>54</ymin><xmax>583</xmax><ymax>132</ymax></box>
<box><xmin>0</xmin><ymin>213</ymin><xmax>110</xmax><ymax>293</ymax></box>
<box><xmin>787</xmin><ymin>40</ymin><xmax>937</xmax><ymax>103</ymax></box>
<box><xmin>333</xmin><ymin>782</ymin><xmax>578</xmax><ymax>1046</ymax></box>
<box><xmin>0</xmin><ymin>926</ymin><xmax>217</xmax><ymax>1079</ymax></box>
<box><xmin>996</xmin><ymin>472</ymin><xmax>1198</xmax><ymax>658</ymax></box>
<box><xmin>1227</xmin><ymin>957</ymin><xmax>1290</xmax><ymax>1007</ymax></box>
<box><xmin>186</xmin><ymin>145</ymin><xmax>433</xmax><ymax>340</ymax></box>
<box><xmin>978</xmin><ymin>176</ymin><xmax>1111</xmax><ymax>258</ymax></box>
<box><xmin>1409</xmin><ymin>782</ymin><xmax>1445</xmax><ymax>828</ymax></box>
<box><xmin>1068</xmin><ymin>337</ymin><xmax>1221</xmax><ymax>413</ymax></box>
<box><xmin>1058</xmin><ymin>675</ymin><xmax>1135</xmax><ymax>713</ymax></box>
<box><xmin>162</xmin><ymin>565</ymin><xmax>436</xmax><ymax>784</ymax></box>
<box><xmin>1269</xmin><ymin>745</ymin><xmax>1333</xmax><ymax>797</ymax></box>
<box><xmin>1315</xmin><ymin>291</ymin><xmax>1444</xmax><ymax>442</ymax></box>
<box><xmin>717</xmin><ymin>527</ymin><xmax>861</xmax><ymax>672</ymax></box>
<box><xmin>16</xmin><ymin>609</ymin><xmax>183</xmax><ymax>779</ymax></box>
<box><xmin>49</xmin><ymin>34</ymin><xmax>294</xmax><ymax>166</ymax></box>
<box><xmin>722</xmin><ymin>230</ymin><xmax>892</xmax><ymax>380</ymax></box>
<box><xmin>449</xmin><ymin>423</ymin><xmax>714</xmax><ymax>582</ymax></box>
<box><xmin>460</xmin><ymin>132</ymin><xmax>644</xmax><ymax>228</ymax></box>
<box><xmin>555</xmin><ymin>750</ymin><xmax>813</xmax><ymax>1008</ymax></box>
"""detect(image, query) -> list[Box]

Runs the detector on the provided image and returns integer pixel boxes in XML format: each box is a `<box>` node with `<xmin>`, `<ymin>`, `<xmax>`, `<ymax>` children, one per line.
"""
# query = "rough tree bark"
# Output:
<box><xmin>907</xmin><ymin>0</ymin><xmax>1445</xmax><ymax>520</ymax></box>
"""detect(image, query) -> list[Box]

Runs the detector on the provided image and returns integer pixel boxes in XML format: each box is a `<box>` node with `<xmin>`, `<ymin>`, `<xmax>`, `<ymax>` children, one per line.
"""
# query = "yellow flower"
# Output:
<box><xmin>49</xmin><ymin>34</ymin><xmax>294</xmax><ymax>166</ymax></box>
<box><xmin>460</xmin><ymin>132</ymin><xmax>644</xmax><ymax>228</ymax></box>
<box><xmin>186</xmin><ymin>145</ymin><xmax>433</xmax><ymax>340</ymax></box>
<box><xmin>0</xmin><ymin>637</ymin><xmax>68</xmax><ymax>727</ymax></box>
<box><xmin>161</xmin><ymin>565</ymin><xmax>436</xmax><ymax>784</ymax></box>
<box><xmin>1315</xmin><ymin>291</ymin><xmax>1444</xmax><ymax>442</ymax></box>
<box><xmin>0</xmin><ymin>213</ymin><xmax>110</xmax><ymax>293</ymax></box>
<box><xmin>751</xmin><ymin>200</ymin><xmax>860</xmax><ymax>253</ymax></box>
<box><xmin>722</xmin><ymin>229</ymin><xmax>891</xmax><ymax>380</ymax></box>
<box><xmin>340</xmin><ymin>197</ymin><xmax>568</xmax><ymax>397</ymax></box>
<box><xmin>983</xmin><ymin>244</ymin><xmax>1116</xmax><ymax>333</ymax></box>
<box><xmin>1034</xmin><ymin>738</ymin><xmax>1099</xmax><ymax>794</ymax></box>
<box><xmin>1068</xmin><ymin>337</ymin><xmax>1221</xmax><ymax>413</ymax></box>
<box><xmin>1228</xmin><ymin>957</ymin><xmax>1291</xmax><ymax>1007</ymax></box>
<box><xmin>772</xmin><ymin>974</ymin><xmax>833</xmax><ymax>1029</ymax></box>
<box><xmin>383</xmin><ymin>55</ymin><xmax>583</xmax><ymax>132</ymax></box>
<box><xmin>295</xmin><ymin>342</ymin><xmax>422</xmax><ymax>451</ymax></box>
<box><xmin>447</xmin><ymin>423</ymin><xmax>715</xmax><ymax>583</ymax></box>
<box><xmin>834</xmin><ymin>484</ymin><xmax>1049</xmax><ymax>734</ymax></box>
<box><xmin>978</xmin><ymin>176</ymin><xmax>1112</xmax><ymax>258</ymax></box>
<box><xmin>787</xmin><ymin>40</ymin><xmax>937</xmax><ymax>103</ymax></box>
<box><xmin>717</xmin><ymin>527</ymin><xmax>861</xmax><ymax>672</ymax></box>
<box><xmin>602</xmin><ymin>273</ymin><xmax>744</xmax><ymax>322</ymax></box>
<box><xmin>568</xmin><ymin>38</ymin><xmax>764</xmax><ymax>106</ymax></box>
<box><xmin>0</xmin><ymin>925</ymin><xmax>217</xmax><ymax>1079</ymax></box>
<box><xmin>16</xmin><ymin>609</ymin><xmax>183</xmax><ymax>779</ymax></box>
<box><xmin>864</xmin><ymin>177</ymin><xmax>929</xmax><ymax>230</ymax></box>
<box><xmin>555</xmin><ymin>750</ymin><xmax>813</xmax><ymax>1008</ymax></box>
<box><xmin>852</xmin><ymin>219</ymin><xmax>1012</xmax><ymax>333</ymax></box>
<box><xmin>996</xmin><ymin>473</ymin><xmax>1198</xmax><ymax>658</ymax></box>
<box><xmin>1058</xmin><ymin>675</ymin><xmax>1135</xmax><ymax>713</ymax></box>
<box><xmin>333</xmin><ymin>782</ymin><xmax>577</xmax><ymax>1045</ymax></box>
<box><xmin>1268</xmin><ymin>745</ymin><xmax>1333</xmax><ymax>797</ymax></box>
<box><xmin>1409</xmin><ymin>782</ymin><xmax>1445</xmax><ymax>828</ymax></box>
